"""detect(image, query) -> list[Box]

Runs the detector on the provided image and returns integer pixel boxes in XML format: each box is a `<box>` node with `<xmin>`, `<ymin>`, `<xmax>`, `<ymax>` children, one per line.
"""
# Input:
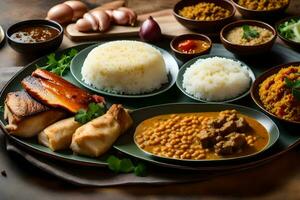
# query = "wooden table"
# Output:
<box><xmin>0</xmin><ymin>1</ymin><xmax>300</xmax><ymax>199</ymax></box>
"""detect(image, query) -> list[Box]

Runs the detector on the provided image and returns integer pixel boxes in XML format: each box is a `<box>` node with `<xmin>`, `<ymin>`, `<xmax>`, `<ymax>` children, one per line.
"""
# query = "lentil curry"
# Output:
<box><xmin>179</xmin><ymin>2</ymin><xmax>231</xmax><ymax>21</ymax></box>
<box><xmin>238</xmin><ymin>0</ymin><xmax>289</xmax><ymax>11</ymax></box>
<box><xmin>134</xmin><ymin>110</ymin><xmax>269</xmax><ymax>160</ymax></box>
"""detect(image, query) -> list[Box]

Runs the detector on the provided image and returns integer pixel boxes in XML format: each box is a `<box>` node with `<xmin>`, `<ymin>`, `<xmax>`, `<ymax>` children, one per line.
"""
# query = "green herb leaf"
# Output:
<box><xmin>134</xmin><ymin>163</ymin><xmax>147</xmax><ymax>177</ymax></box>
<box><xmin>106</xmin><ymin>156</ymin><xmax>147</xmax><ymax>176</ymax></box>
<box><xmin>74</xmin><ymin>103</ymin><xmax>106</xmax><ymax>124</ymax></box>
<box><xmin>292</xmin><ymin>88</ymin><xmax>300</xmax><ymax>101</ymax></box>
<box><xmin>107</xmin><ymin>156</ymin><xmax>121</xmax><ymax>173</ymax></box>
<box><xmin>119</xmin><ymin>159</ymin><xmax>135</xmax><ymax>173</ymax></box>
<box><xmin>242</xmin><ymin>25</ymin><xmax>260</xmax><ymax>40</ymax></box>
<box><xmin>37</xmin><ymin>49</ymin><xmax>78</xmax><ymax>76</ymax></box>
<box><xmin>285</xmin><ymin>77</ymin><xmax>295</xmax><ymax>88</ymax></box>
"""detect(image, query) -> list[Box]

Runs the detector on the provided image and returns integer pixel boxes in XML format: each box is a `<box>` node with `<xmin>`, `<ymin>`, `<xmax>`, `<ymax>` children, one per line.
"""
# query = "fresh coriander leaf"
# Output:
<box><xmin>37</xmin><ymin>49</ymin><xmax>78</xmax><ymax>76</ymax></box>
<box><xmin>69</xmin><ymin>49</ymin><xmax>78</xmax><ymax>57</ymax></box>
<box><xmin>292</xmin><ymin>80</ymin><xmax>300</xmax><ymax>88</ymax></box>
<box><xmin>134</xmin><ymin>163</ymin><xmax>147</xmax><ymax>177</ymax></box>
<box><xmin>107</xmin><ymin>156</ymin><xmax>121</xmax><ymax>173</ymax></box>
<box><xmin>74</xmin><ymin>109</ymin><xmax>89</xmax><ymax>124</ymax></box>
<box><xmin>47</xmin><ymin>53</ymin><xmax>57</xmax><ymax>65</ymax></box>
<box><xmin>119</xmin><ymin>159</ymin><xmax>135</xmax><ymax>173</ymax></box>
<box><xmin>285</xmin><ymin>77</ymin><xmax>295</xmax><ymax>88</ymax></box>
<box><xmin>292</xmin><ymin>88</ymin><xmax>300</xmax><ymax>101</ymax></box>
<box><xmin>242</xmin><ymin>25</ymin><xmax>260</xmax><ymax>40</ymax></box>
<box><xmin>74</xmin><ymin>103</ymin><xmax>106</xmax><ymax>124</ymax></box>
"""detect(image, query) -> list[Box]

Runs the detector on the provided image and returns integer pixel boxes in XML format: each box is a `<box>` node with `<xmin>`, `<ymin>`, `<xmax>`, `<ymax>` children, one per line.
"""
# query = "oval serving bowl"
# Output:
<box><xmin>173</xmin><ymin>0</ymin><xmax>236</xmax><ymax>33</ymax></box>
<box><xmin>276</xmin><ymin>16</ymin><xmax>300</xmax><ymax>51</ymax></box>
<box><xmin>251</xmin><ymin>61</ymin><xmax>300</xmax><ymax>125</ymax></box>
<box><xmin>220</xmin><ymin>20</ymin><xmax>277</xmax><ymax>55</ymax></box>
<box><xmin>114</xmin><ymin>103</ymin><xmax>279</xmax><ymax>164</ymax></box>
<box><xmin>70</xmin><ymin>43</ymin><xmax>179</xmax><ymax>98</ymax></box>
<box><xmin>176</xmin><ymin>55</ymin><xmax>255</xmax><ymax>103</ymax></box>
<box><xmin>6</xmin><ymin>19</ymin><xmax>63</xmax><ymax>54</ymax></box>
<box><xmin>231</xmin><ymin>0</ymin><xmax>290</xmax><ymax>19</ymax></box>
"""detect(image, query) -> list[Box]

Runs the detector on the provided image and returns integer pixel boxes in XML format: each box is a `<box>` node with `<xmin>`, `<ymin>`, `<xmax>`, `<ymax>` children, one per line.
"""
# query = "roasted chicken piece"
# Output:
<box><xmin>4</xmin><ymin>91</ymin><xmax>66</xmax><ymax>137</ymax></box>
<box><xmin>21</xmin><ymin>69</ymin><xmax>105</xmax><ymax>113</ymax></box>
<box><xmin>71</xmin><ymin>104</ymin><xmax>133</xmax><ymax>157</ymax></box>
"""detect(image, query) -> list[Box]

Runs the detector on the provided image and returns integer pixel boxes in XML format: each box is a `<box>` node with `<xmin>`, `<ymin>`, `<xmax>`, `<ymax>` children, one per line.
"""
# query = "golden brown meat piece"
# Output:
<box><xmin>70</xmin><ymin>104</ymin><xmax>133</xmax><ymax>157</ymax></box>
<box><xmin>21</xmin><ymin>69</ymin><xmax>105</xmax><ymax>113</ymax></box>
<box><xmin>4</xmin><ymin>91</ymin><xmax>66</xmax><ymax>137</ymax></box>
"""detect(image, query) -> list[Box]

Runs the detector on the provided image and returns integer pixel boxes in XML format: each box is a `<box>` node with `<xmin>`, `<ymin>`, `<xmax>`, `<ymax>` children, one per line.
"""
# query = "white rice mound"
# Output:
<box><xmin>182</xmin><ymin>57</ymin><xmax>251</xmax><ymax>101</ymax></box>
<box><xmin>81</xmin><ymin>40</ymin><xmax>168</xmax><ymax>94</ymax></box>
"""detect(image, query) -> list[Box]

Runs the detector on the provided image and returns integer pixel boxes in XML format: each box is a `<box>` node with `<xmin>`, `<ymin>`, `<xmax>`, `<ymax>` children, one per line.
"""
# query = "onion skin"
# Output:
<box><xmin>64</xmin><ymin>1</ymin><xmax>88</xmax><ymax>21</ymax></box>
<box><xmin>139</xmin><ymin>16</ymin><xmax>162</xmax><ymax>42</ymax></box>
<box><xmin>46</xmin><ymin>4</ymin><xmax>73</xmax><ymax>24</ymax></box>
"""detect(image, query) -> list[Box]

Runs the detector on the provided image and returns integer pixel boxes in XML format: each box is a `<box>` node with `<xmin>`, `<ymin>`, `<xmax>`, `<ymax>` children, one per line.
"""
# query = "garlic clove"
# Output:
<box><xmin>64</xmin><ymin>1</ymin><xmax>88</xmax><ymax>21</ymax></box>
<box><xmin>112</xmin><ymin>10</ymin><xmax>129</xmax><ymax>25</ymax></box>
<box><xmin>117</xmin><ymin>7</ymin><xmax>137</xmax><ymax>26</ymax></box>
<box><xmin>83</xmin><ymin>13</ymin><xmax>98</xmax><ymax>31</ymax></box>
<box><xmin>91</xmin><ymin>10</ymin><xmax>111</xmax><ymax>32</ymax></box>
<box><xmin>75</xmin><ymin>18</ymin><xmax>93</xmax><ymax>32</ymax></box>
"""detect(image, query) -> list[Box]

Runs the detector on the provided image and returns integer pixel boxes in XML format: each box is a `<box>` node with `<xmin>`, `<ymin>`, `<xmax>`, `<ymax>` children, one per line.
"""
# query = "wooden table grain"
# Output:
<box><xmin>0</xmin><ymin>1</ymin><xmax>300</xmax><ymax>200</ymax></box>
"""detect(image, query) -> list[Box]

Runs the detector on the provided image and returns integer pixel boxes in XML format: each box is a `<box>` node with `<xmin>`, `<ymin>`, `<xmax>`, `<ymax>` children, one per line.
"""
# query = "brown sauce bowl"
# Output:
<box><xmin>6</xmin><ymin>19</ymin><xmax>63</xmax><ymax>54</ymax></box>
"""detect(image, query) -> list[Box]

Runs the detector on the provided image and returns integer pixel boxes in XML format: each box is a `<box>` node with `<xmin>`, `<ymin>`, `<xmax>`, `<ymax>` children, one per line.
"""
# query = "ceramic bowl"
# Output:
<box><xmin>173</xmin><ymin>0</ymin><xmax>236</xmax><ymax>33</ymax></box>
<box><xmin>170</xmin><ymin>33</ymin><xmax>212</xmax><ymax>61</ymax></box>
<box><xmin>220</xmin><ymin>20</ymin><xmax>276</xmax><ymax>55</ymax></box>
<box><xmin>231</xmin><ymin>0</ymin><xmax>290</xmax><ymax>19</ymax></box>
<box><xmin>276</xmin><ymin>16</ymin><xmax>300</xmax><ymax>51</ymax></box>
<box><xmin>6</xmin><ymin>19</ymin><xmax>63</xmax><ymax>54</ymax></box>
<box><xmin>251</xmin><ymin>61</ymin><xmax>300</xmax><ymax>125</ymax></box>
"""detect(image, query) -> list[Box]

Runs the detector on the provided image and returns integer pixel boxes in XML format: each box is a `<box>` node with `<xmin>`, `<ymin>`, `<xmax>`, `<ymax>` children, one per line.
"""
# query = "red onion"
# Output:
<box><xmin>139</xmin><ymin>16</ymin><xmax>162</xmax><ymax>42</ymax></box>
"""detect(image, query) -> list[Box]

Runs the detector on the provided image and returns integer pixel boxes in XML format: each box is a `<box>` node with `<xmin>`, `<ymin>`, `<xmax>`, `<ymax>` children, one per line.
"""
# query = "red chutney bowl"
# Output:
<box><xmin>170</xmin><ymin>34</ymin><xmax>212</xmax><ymax>61</ymax></box>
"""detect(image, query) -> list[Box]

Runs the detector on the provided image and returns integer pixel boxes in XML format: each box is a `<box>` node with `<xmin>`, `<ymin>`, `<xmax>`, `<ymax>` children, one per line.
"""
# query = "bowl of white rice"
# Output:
<box><xmin>177</xmin><ymin>56</ymin><xmax>255</xmax><ymax>102</ymax></box>
<box><xmin>70</xmin><ymin>41</ymin><xmax>179</xmax><ymax>98</ymax></box>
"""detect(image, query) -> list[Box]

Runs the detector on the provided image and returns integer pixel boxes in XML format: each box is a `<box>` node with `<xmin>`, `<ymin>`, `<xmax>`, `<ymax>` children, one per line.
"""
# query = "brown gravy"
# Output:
<box><xmin>10</xmin><ymin>25</ymin><xmax>59</xmax><ymax>43</ymax></box>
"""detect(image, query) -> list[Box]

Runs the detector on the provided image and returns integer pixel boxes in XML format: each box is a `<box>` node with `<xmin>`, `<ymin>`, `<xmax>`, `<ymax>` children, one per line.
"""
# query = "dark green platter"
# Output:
<box><xmin>0</xmin><ymin>39</ymin><xmax>300</xmax><ymax>171</ymax></box>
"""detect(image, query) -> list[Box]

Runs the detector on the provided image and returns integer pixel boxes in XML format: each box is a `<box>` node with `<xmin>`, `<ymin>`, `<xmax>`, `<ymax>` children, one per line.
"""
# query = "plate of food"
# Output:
<box><xmin>114</xmin><ymin>103</ymin><xmax>279</xmax><ymax>164</ymax></box>
<box><xmin>251</xmin><ymin>62</ymin><xmax>300</xmax><ymax>125</ymax></box>
<box><xmin>0</xmin><ymin>41</ymin><xmax>300</xmax><ymax>173</ymax></box>
<box><xmin>276</xmin><ymin>16</ymin><xmax>300</xmax><ymax>50</ymax></box>
<box><xmin>176</xmin><ymin>55</ymin><xmax>255</xmax><ymax>103</ymax></box>
<box><xmin>70</xmin><ymin>41</ymin><xmax>179</xmax><ymax>98</ymax></box>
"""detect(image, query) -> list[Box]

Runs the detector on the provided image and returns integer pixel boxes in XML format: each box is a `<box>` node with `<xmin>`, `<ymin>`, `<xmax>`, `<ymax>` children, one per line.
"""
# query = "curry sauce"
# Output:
<box><xmin>134</xmin><ymin>110</ymin><xmax>269</xmax><ymax>160</ymax></box>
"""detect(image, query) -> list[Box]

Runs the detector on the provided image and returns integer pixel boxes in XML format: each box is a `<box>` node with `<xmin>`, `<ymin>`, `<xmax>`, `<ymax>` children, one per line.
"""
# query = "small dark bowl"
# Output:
<box><xmin>276</xmin><ymin>16</ymin><xmax>300</xmax><ymax>51</ymax></box>
<box><xmin>220</xmin><ymin>20</ymin><xmax>276</xmax><ymax>55</ymax></box>
<box><xmin>231</xmin><ymin>0</ymin><xmax>290</xmax><ymax>19</ymax></box>
<box><xmin>251</xmin><ymin>61</ymin><xmax>300</xmax><ymax>125</ymax></box>
<box><xmin>170</xmin><ymin>34</ymin><xmax>212</xmax><ymax>61</ymax></box>
<box><xmin>6</xmin><ymin>19</ymin><xmax>63</xmax><ymax>54</ymax></box>
<box><xmin>173</xmin><ymin>0</ymin><xmax>236</xmax><ymax>33</ymax></box>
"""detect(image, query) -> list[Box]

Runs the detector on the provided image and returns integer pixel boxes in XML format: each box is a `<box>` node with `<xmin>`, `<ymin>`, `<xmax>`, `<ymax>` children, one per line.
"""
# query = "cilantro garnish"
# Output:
<box><xmin>285</xmin><ymin>77</ymin><xmax>300</xmax><ymax>101</ymax></box>
<box><xmin>37</xmin><ymin>49</ymin><xmax>78</xmax><ymax>76</ymax></box>
<box><xmin>242</xmin><ymin>25</ymin><xmax>260</xmax><ymax>40</ymax></box>
<box><xmin>74</xmin><ymin>103</ymin><xmax>106</xmax><ymax>124</ymax></box>
<box><xmin>107</xmin><ymin>155</ymin><xmax>147</xmax><ymax>177</ymax></box>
